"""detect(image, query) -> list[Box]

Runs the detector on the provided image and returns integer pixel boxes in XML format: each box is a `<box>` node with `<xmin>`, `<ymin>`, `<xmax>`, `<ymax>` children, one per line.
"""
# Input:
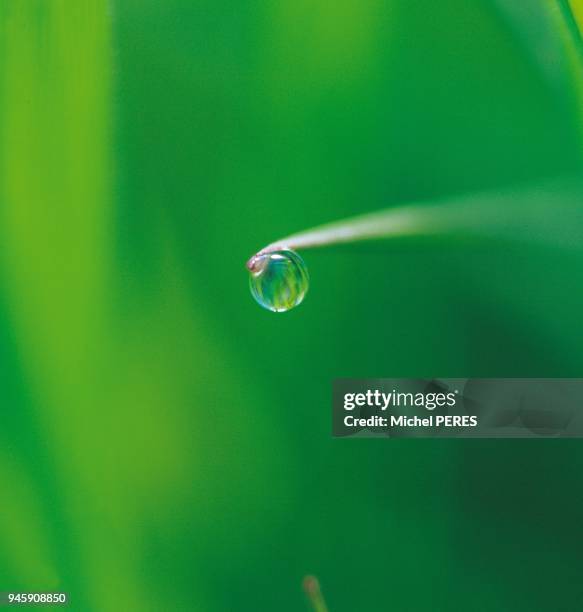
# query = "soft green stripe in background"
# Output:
<box><xmin>1</xmin><ymin>1</ymin><xmax>583</xmax><ymax>611</ymax></box>
<box><xmin>0</xmin><ymin>2</ymin><xmax>128</xmax><ymax>609</ymax></box>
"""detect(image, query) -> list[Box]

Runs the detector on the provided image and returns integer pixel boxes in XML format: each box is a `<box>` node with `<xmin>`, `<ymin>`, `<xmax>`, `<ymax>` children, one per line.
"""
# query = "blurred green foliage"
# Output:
<box><xmin>1</xmin><ymin>1</ymin><xmax>583</xmax><ymax>610</ymax></box>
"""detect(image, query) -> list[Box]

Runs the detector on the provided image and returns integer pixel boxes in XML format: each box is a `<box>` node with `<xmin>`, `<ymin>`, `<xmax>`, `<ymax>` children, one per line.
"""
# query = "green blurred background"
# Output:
<box><xmin>1</xmin><ymin>1</ymin><xmax>583</xmax><ymax>610</ymax></box>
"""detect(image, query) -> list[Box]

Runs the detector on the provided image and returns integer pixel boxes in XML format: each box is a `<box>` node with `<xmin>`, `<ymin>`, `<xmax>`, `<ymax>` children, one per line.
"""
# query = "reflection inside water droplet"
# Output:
<box><xmin>248</xmin><ymin>249</ymin><xmax>309</xmax><ymax>312</ymax></box>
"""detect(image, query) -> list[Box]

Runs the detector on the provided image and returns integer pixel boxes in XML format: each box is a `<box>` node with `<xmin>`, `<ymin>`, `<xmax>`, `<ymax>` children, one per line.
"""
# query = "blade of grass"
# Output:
<box><xmin>491</xmin><ymin>0</ymin><xmax>583</xmax><ymax>142</ymax></box>
<box><xmin>558</xmin><ymin>0</ymin><xmax>583</xmax><ymax>62</ymax></box>
<box><xmin>247</xmin><ymin>177</ymin><xmax>583</xmax><ymax>267</ymax></box>
<box><xmin>493</xmin><ymin>0</ymin><xmax>578</xmax><ymax>85</ymax></box>
<box><xmin>303</xmin><ymin>576</ymin><xmax>329</xmax><ymax>612</ymax></box>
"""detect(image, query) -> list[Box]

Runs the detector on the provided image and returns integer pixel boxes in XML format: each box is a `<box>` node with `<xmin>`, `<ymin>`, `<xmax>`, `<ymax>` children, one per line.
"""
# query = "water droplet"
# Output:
<box><xmin>248</xmin><ymin>249</ymin><xmax>309</xmax><ymax>312</ymax></box>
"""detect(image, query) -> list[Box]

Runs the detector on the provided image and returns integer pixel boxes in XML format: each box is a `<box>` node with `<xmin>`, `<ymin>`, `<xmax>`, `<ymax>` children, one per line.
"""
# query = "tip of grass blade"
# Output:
<box><xmin>303</xmin><ymin>575</ymin><xmax>329</xmax><ymax>612</ymax></box>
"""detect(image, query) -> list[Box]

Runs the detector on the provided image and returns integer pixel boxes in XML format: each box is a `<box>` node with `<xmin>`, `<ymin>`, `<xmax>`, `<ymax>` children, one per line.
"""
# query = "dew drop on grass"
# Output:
<box><xmin>248</xmin><ymin>249</ymin><xmax>309</xmax><ymax>312</ymax></box>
